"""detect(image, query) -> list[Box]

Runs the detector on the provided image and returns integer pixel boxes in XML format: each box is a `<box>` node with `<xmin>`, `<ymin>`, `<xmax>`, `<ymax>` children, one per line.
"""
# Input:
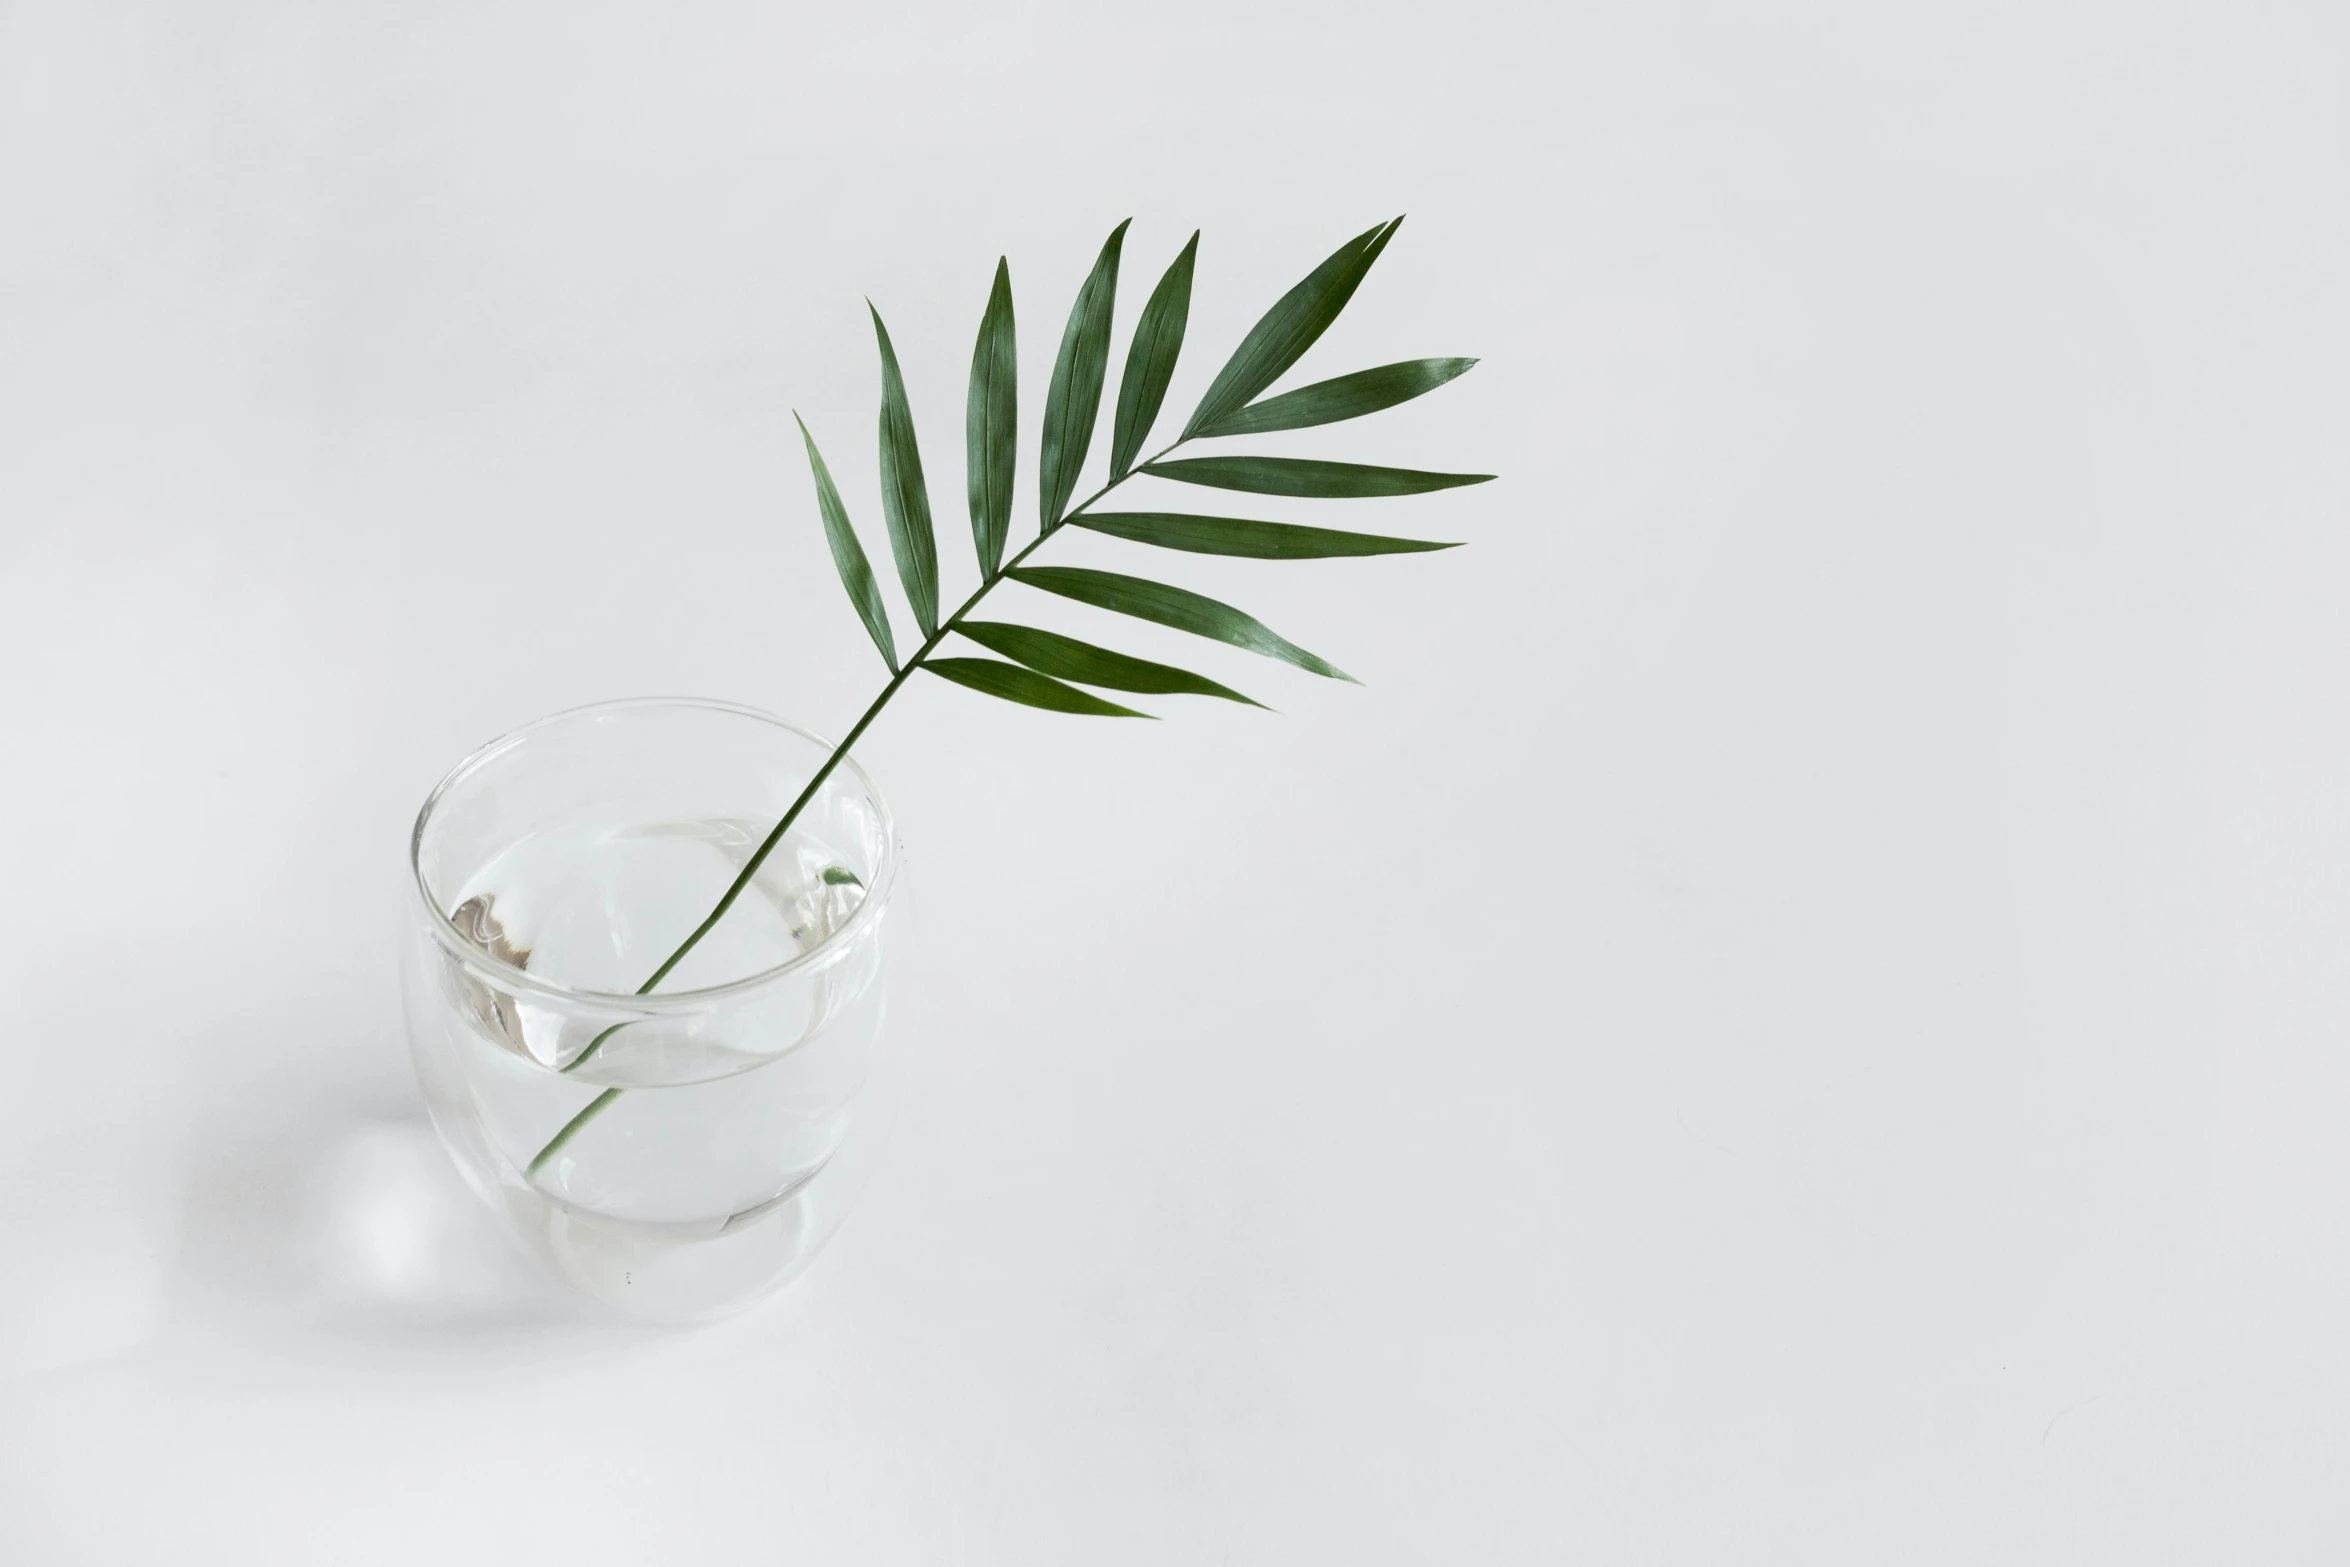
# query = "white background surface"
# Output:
<box><xmin>2</xmin><ymin>1</ymin><xmax>2345</xmax><ymax>1559</ymax></box>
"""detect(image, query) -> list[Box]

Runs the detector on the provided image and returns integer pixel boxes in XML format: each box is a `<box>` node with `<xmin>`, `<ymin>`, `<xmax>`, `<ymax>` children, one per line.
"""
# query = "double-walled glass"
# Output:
<box><xmin>401</xmin><ymin>698</ymin><xmax>900</xmax><ymax>1320</ymax></box>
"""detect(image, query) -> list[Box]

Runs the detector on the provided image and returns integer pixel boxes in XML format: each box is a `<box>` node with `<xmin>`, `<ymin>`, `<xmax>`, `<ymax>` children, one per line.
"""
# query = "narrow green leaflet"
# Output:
<box><xmin>958</xmin><ymin>620</ymin><xmax>1263</xmax><ymax>706</ymax></box>
<box><xmin>925</xmin><ymin>656</ymin><xmax>1152</xmax><ymax>718</ymax></box>
<box><xmin>1182</xmin><ymin>218</ymin><xmax>1401</xmax><ymax>439</ymax></box>
<box><xmin>1072</xmin><ymin>511</ymin><xmax>1458</xmax><ymax>560</ymax></box>
<box><xmin>1009</xmin><ymin>565</ymin><xmax>1354</xmax><ymax>682</ymax></box>
<box><xmin>1142</xmin><ymin>455</ymin><xmax>1494</xmax><ymax>498</ymax></box>
<box><xmin>820</xmin><ymin>866</ymin><xmax>864</xmax><ymax>887</ymax></box>
<box><xmin>1193</xmin><ymin>357</ymin><xmax>1476</xmax><ymax>439</ymax></box>
<box><xmin>966</xmin><ymin>259</ymin><xmax>1017</xmax><ymax>578</ymax></box>
<box><xmin>1110</xmin><ymin>232</ymin><xmax>1198</xmax><ymax>480</ymax></box>
<box><xmin>1040</xmin><ymin>219</ymin><xmax>1130</xmax><ymax>531</ymax></box>
<box><xmin>870</xmin><ymin>304</ymin><xmax>940</xmax><ymax>637</ymax></box>
<box><xmin>793</xmin><ymin>413</ymin><xmax>898</xmax><ymax>671</ymax></box>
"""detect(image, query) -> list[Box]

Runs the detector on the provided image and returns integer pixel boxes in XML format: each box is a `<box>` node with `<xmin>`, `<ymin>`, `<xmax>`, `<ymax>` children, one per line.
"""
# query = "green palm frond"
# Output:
<box><xmin>528</xmin><ymin>217</ymin><xmax>1490</xmax><ymax>1175</ymax></box>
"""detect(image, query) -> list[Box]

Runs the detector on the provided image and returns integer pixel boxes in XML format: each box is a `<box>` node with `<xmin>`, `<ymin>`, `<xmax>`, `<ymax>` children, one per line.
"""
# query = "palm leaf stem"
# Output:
<box><xmin>526</xmin><ymin>438</ymin><xmax>1189</xmax><ymax>1178</ymax></box>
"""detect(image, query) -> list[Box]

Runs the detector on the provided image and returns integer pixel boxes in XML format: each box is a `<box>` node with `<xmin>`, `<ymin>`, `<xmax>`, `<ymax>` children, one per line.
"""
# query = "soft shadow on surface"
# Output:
<box><xmin>170</xmin><ymin>1113</ymin><xmax>591</xmax><ymax>1337</ymax></box>
<box><xmin>0</xmin><ymin>1138</ymin><xmax>185</xmax><ymax>1380</ymax></box>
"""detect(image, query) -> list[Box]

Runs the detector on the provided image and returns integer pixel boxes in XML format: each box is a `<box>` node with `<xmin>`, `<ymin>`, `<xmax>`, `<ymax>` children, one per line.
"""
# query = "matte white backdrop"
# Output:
<box><xmin>2</xmin><ymin>1</ymin><xmax>2344</xmax><ymax>1560</ymax></box>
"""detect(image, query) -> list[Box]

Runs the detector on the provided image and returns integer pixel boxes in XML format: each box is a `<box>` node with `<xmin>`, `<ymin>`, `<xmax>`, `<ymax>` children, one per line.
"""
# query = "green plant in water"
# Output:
<box><xmin>525</xmin><ymin>216</ymin><xmax>1490</xmax><ymax>1178</ymax></box>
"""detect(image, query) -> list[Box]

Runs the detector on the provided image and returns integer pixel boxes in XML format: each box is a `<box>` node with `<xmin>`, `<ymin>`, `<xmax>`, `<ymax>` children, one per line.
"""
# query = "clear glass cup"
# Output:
<box><xmin>401</xmin><ymin>698</ymin><xmax>902</xmax><ymax>1321</ymax></box>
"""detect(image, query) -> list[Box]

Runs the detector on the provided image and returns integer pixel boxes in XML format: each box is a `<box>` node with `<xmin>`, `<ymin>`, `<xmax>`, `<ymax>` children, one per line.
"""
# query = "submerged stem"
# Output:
<box><xmin>522</xmin><ymin>440</ymin><xmax>1185</xmax><ymax>1181</ymax></box>
<box><xmin>528</xmin><ymin>1088</ymin><xmax>621</xmax><ymax>1177</ymax></box>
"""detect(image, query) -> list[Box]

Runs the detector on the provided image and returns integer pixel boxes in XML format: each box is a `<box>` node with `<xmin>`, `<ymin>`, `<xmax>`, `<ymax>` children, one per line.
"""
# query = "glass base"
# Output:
<box><xmin>508</xmin><ymin>1161</ymin><xmax>840</xmax><ymax>1322</ymax></box>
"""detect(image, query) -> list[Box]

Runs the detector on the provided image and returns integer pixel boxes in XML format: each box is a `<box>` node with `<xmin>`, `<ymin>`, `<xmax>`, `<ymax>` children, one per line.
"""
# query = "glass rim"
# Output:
<box><xmin>409</xmin><ymin>695</ymin><xmax>898</xmax><ymax>1012</ymax></box>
